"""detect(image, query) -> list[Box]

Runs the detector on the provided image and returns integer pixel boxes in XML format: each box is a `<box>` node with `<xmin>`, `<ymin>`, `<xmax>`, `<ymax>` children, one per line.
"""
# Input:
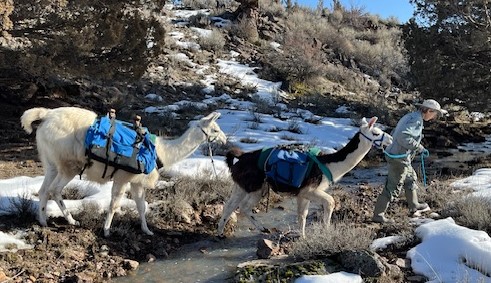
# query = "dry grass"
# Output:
<box><xmin>198</xmin><ymin>29</ymin><xmax>226</xmax><ymax>52</ymax></box>
<box><xmin>73</xmin><ymin>202</ymin><xmax>105</xmax><ymax>229</ymax></box>
<box><xmin>418</xmin><ymin>177</ymin><xmax>491</xmax><ymax>234</ymax></box>
<box><xmin>7</xmin><ymin>191</ymin><xmax>36</xmax><ymax>223</ymax></box>
<box><xmin>446</xmin><ymin>196</ymin><xmax>491</xmax><ymax>233</ymax></box>
<box><xmin>290</xmin><ymin>221</ymin><xmax>376</xmax><ymax>259</ymax></box>
<box><xmin>147</xmin><ymin>174</ymin><xmax>233</xmax><ymax>223</ymax></box>
<box><xmin>259</xmin><ymin>0</ymin><xmax>286</xmax><ymax>17</ymax></box>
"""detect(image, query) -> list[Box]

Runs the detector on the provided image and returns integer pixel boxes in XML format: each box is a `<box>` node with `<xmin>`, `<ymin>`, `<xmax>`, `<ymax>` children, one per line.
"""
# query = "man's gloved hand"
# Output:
<box><xmin>416</xmin><ymin>145</ymin><xmax>429</xmax><ymax>156</ymax></box>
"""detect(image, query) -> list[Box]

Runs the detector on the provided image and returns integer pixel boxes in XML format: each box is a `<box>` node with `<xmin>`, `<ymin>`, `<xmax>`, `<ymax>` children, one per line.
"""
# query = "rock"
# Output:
<box><xmin>257</xmin><ymin>239</ymin><xmax>279</xmax><ymax>259</ymax></box>
<box><xmin>338</xmin><ymin>250</ymin><xmax>385</xmax><ymax>277</ymax></box>
<box><xmin>72</xmin><ymin>271</ymin><xmax>97</xmax><ymax>282</ymax></box>
<box><xmin>394</xmin><ymin>258</ymin><xmax>411</xmax><ymax>269</ymax></box>
<box><xmin>407</xmin><ymin>274</ymin><xmax>427</xmax><ymax>282</ymax></box>
<box><xmin>202</xmin><ymin>204</ymin><xmax>223</xmax><ymax>222</ymax></box>
<box><xmin>146</xmin><ymin>253</ymin><xmax>156</xmax><ymax>263</ymax></box>
<box><xmin>123</xmin><ymin>259</ymin><xmax>139</xmax><ymax>271</ymax></box>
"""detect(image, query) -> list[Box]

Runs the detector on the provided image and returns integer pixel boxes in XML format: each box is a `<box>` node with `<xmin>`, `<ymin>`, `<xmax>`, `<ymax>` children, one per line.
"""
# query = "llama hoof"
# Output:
<box><xmin>261</xmin><ymin>228</ymin><xmax>271</xmax><ymax>234</ymax></box>
<box><xmin>38</xmin><ymin>219</ymin><xmax>48</xmax><ymax>227</ymax></box>
<box><xmin>217</xmin><ymin>234</ymin><xmax>226</xmax><ymax>240</ymax></box>
<box><xmin>103</xmin><ymin>230</ymin><xmax>111</xmax><ymax>238</ymax></box>
<box><xmin>143</xmin><ymin>230</ymin><xmax>154</xmax><ymax>236</ymax></box>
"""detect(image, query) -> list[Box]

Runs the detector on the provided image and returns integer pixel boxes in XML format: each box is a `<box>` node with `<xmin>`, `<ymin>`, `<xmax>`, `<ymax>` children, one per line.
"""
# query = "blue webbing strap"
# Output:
<box><xmin>384</xmin><ymin>149</ymin><xmax>429</xmax><ymax>188</ymax></box>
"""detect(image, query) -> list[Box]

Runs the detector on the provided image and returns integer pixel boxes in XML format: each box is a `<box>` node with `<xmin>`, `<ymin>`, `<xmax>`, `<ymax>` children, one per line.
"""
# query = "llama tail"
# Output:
<box><xmin>225</xmin><ymin>147</ymin><xmax>244</xmax><ymax>168</ymax></box>
<box><xmin>21</xmin><ymin>107</ymin><xmax>49</xmax><ymax>134</ymax></box>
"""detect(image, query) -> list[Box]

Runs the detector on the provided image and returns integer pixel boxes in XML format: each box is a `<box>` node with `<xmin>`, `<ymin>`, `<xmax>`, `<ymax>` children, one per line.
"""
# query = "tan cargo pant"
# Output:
<box><xmin>381</xmin><ymin>155</ymin><xmax>418</xmax><ymax>201</ymax></box>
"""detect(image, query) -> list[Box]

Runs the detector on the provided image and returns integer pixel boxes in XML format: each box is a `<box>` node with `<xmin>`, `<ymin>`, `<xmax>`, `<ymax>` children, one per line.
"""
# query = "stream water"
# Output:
<box><xmin>113</xmin><ymin>139</ymin><xmax>491</xmax><ymax>283</ymax></box>
<box><xmin>113</xmin><ymin>198</ymin><xmax>301</xmax><ymax>283</ymax></box>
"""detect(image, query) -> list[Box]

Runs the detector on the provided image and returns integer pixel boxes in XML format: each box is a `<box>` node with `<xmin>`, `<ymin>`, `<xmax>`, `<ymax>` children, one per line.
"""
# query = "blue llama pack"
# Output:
<box><xmin>261</xmin><ymin>147</ymin><xmax>321</xmax><ymax>188</ymax></box>
<box><xmin>84</xmin><ymin>116</ymin><xmax>157</xmax><ymax>176</ymax></box>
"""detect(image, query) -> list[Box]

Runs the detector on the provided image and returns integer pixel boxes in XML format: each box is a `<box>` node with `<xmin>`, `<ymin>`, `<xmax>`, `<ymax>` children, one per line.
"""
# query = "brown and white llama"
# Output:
<box><xmin>21</xmin><ymin>106</ymin><xmax>227</xmax><ymax>237</ymax></box>
<box><xmin>217</xmin><ymin>117</ymin><xmax>392</xmax><ymax>238</ymax></box>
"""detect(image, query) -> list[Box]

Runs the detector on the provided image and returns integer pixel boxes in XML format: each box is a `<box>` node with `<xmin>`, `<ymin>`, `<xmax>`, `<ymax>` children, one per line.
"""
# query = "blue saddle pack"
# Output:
<box><xmin>259</xmin><ymin>147</ymin><xmax>322</xmax><ymax>188</ymax></box>
<box><xmin>84</xmin><ymin>116</ymin><xmax>158</xmax><ymax>176</ymax></box>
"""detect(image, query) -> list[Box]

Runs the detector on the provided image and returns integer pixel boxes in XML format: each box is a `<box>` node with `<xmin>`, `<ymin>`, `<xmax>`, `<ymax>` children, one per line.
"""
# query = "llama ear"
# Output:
<box><xmin>361</xmin><ymin>117</ymin><xmax>368</xmax><ymax>126</ymax></box>
<box><xmin>203</xmin><ymin>112</ymin><xmax>221</xmax><ymax>122</ymax></box>
<box><xmin>368</xmin><ymin>117</ymin><xmax>378</xmax><ymax>128</ymax></box>
<box><xmin>200</xmin><ymin>112</ymin><xmax>221</xmax><ymax>127</ymax></box>
<box><xmin>211</xmin><ymin>112</ymin><xmax>221</xmax><ymax>121</ymax></box>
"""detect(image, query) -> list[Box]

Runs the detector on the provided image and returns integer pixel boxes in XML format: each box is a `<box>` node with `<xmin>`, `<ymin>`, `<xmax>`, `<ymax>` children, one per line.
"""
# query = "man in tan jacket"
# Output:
<box><xmin>372</xmin><ymin>99</ymin><xmax>447</xmax><ymax>224</ymax></box>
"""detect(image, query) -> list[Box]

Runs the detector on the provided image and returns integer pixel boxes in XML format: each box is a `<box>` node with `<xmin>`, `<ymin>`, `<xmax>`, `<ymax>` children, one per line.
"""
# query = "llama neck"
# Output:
<box><xmin>155</xmin><ymin>126</ymin><xmax>206</xmax><ymax>168</ymax></box>
<box><xmin>322</xmin><ymin>132</ymin><xmax>373</xmax><ymax>183</ymax></box>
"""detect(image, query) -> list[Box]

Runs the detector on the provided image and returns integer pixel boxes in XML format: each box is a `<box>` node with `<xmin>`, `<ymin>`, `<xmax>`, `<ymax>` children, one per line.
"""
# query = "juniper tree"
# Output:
<box><xmin>405</xmin><ymin>0</ymin><xmax>491</xmax><ymax>111</ymax></box>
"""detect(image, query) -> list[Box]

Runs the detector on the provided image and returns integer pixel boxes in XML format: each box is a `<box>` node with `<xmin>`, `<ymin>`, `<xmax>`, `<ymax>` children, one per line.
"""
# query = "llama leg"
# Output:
<box><xmin>309</xmin><ymin>189</ymin><xmax>335</xmax><ymax>227</ymax></box>
<box><xmin>103</xmin><ymin>182</ymin><xmax>129</xmax><ymax>237</ymax></box>
<box><xmin>217</xmin><ymin>184</ymin><xmax>246</xmax><ymax>237</ymax></box>
<box><xmin>37</xmin><ymin>165</ymin><xmax>57</xmax><ymax>226</ymax></box>
<box><xmin>51</xmin><ymin>174</ymin><xmax>79</xmax><ymax>225</ymax></box>
<box><xmin>296</xmin><ymin>197</ymin><xmax>311</xmax><ymax>237</ymax></box>
<box><xmin>239</xmin><ymin>189</ymin><xmax>268</xmax><ymax>233</ymax></box>
<box><xmin>130</xmin><ymin>183</ymin><xmax>153</xmax><ymax>236</ymax></box>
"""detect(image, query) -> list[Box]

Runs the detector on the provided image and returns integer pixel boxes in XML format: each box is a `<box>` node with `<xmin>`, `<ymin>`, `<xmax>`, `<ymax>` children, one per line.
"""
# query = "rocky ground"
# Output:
<box><xmin>1</xmin><ymin>97</ymin><xmax>491</xmax><ymax>282</ymax></box>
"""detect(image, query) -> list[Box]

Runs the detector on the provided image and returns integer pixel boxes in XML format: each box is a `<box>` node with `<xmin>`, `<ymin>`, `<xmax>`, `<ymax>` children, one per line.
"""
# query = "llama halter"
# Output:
<box><xmin>360</xmin><ymin>131</ymin><xmax>387</xmax><ymax>149</ymax></box>
<box><xmin>200</xmin><ymin>126</ymin><xmax>219</xmax><ymax>177</ymax></box>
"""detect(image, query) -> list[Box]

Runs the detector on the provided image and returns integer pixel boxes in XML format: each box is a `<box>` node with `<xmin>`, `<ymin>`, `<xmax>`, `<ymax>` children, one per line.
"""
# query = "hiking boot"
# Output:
<box><xmin>372</xmin><ymin>193</ymin><xmax>394</xmax><ymax>224</ymax></box>
<box><xmin>372</xmin><ymin>214</ymin><xmax>395</xmax><ymax>224</ymax></box>
<box><xmin>405</xmin><ymin>189</ymin><xmax>431</xmax><ymax>216</ymax></box>
<box><xmin>409</xmin><ymin>202</ymin><xmax>431</xmax><ymax>217</ymax></box>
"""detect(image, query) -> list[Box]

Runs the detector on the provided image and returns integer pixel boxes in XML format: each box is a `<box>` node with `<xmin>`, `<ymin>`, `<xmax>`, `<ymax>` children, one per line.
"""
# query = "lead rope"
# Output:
<box><xmin>383</xmin><ymin>147</ymin><xmax>429</xmax><ymax>189</ymax></box>
<box><xmin>201</xmin><ymin>127</ymin><xmax>219</xmax><ymax>179</ymax></box>
<box><xmin>207</xmin><ymin>142</ymin><xmax>218</xmax><ymax>178</ymax></box>
<box><xmin>420</xmin><ymin>150</ymin><xmax>429</xmax><ymax>188</ymax></box>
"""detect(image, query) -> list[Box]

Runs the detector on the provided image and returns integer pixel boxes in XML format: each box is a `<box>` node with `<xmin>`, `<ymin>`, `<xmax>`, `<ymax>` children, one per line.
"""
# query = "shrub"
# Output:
<box><xmin>7</xmin><ymin>191</ymin><xmax>36</xmax><ymax>222</ymax></box>
<box><xmin>447</xmin><ymin>196</ymin><xmax>491</xmax><ymax>234</ymax></box>
<box><xmin>240</xmin><ymin>137</ymin><xmax>258</xmax><ymax>143</ymax></box>
<box><xmin>148</xmin><ymin>175</ymin><xmax>233</xmax><ymax>223</ymax></box>
<box><xmin>262</xmin><ymin>30</ymin><xmax>327</xmax><ymax>88</ymax></box>
<box><xmin>181</xmin><ymin>0</ymin><xmax>216</xmax><ymax>9</ymax></box>
<box><xmin>287</xmin><ymin>119</ymin><xmax>302</xmax><ymax>134</ymax></box>
<box><xmin>73</xmin><ymin>202</ymin><xmax>104</xmax><ymax>229</ymax></box>
<box><xmin>290</xmin><ymin>222</ymin><xmax>376</xmax><ymax>259</ymax></box>
<box><xmin>198</xmin><ymin>29</ymin><xmax>226</xmax><ymax>52</ymax></box>
<box><xmin>258</xmin><ymin>0</ymin><xmax>286</xmax><ymax>17</ymax></box>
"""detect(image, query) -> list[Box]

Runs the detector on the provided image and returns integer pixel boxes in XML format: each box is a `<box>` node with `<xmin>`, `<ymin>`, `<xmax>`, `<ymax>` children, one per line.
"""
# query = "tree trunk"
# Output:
<box><xmin>235</xmin><ymin>0</ymin><xmax>259</xmax><ymax>41</ymax></box>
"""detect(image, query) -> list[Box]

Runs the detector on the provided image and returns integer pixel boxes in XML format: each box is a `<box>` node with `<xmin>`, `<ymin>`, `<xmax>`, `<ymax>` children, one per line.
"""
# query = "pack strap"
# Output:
<box><xmin>257</xmin><ymin>148</ymin><xmax>273</xmax><ymax>171</ymax></box>
<box><xmin>101</xmin><ymin>117</ymin><xmax>117</xmax><ymax>178</ymax></box>
<box><xmin>308</xmin><ymin>152</ymin><xmax>333</xmax><ymax>183</ymax></box>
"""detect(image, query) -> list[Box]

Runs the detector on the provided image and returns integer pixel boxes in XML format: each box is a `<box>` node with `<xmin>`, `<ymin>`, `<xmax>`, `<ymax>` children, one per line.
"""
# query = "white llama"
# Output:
<box><xmin>21</xmin><ymin>107</ymin><xmax>227</xmax><ymax>237</ymax></box>
<box><xmin>218</xmin><ymin>117</ymin><xmax>393</xmax><ymax>238</ymax></box>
